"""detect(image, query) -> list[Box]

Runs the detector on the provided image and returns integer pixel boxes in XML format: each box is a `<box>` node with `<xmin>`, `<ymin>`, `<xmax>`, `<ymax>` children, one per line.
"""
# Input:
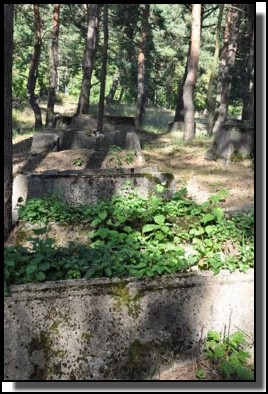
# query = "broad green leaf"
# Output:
<box><xmin>156</xmin><ymin>184</ymin><xmax>165</xmax><ymax>193</ymax></box>
<box><xmin>155</xmin><ymin>265</ymin><xmax>166</xmax><ymax>275</ymax></box>
<box><xmin>96</xmin><ymin>227</ymin><xmax>109</xmax><ymax>238</ymax></box>
<box><xmin>84</xmin><ymin>267</ymin><xmax>97</xmax><ymax>279</ymax></box>
<box><xmin>201</xmin><ymin>213</ymin><xmax>215</xmax><ymax>224</ymax></box>
<box><xmin>88</xmin><ymin>230</ymin><xmax>97</xmax><ymax>239</ymax></box>
<box><xmin>39</xmin><ymin>262</ymin><xmax>50</xmax><ymax>271</ymax></box>
<box><xmin>91</xmin><ymin>239</ymin><xmax>105</xmax><ymax>248</ymax></box>
<box><xmin>35</xmin><ymin>271</ymin><xmax>46</xmax><ymax>281</ymax></box>
<box><xmin>156</xmin><ymin>232</ymin><xmax>165</xmax><ymax>240</ymax></box>
<box><xmin>26</xmin><ymin>264</ymin><xmax>37</xmax><ymax>275</ymax></box>
<box><xmin>161</xmin><ymin>225</ymin><xmax>170</xmax><ymax>233</ymax></box>
<box><xmin>191</xmin><ymin>208</ymin><xmax>201</xmax><ymax>215</ymax></box>
<box><xmin>105</xmin><ymin>267</ymin><xmax>112</xmax><ymax>277</ymax></box>
<box><xmin>142</xmin><ymin>224</ymin><xmax>158</xmax><ymax>233</ymax></box>
<box><xmin>134</xmin><ymin>262</ymin><xmax>147</xmax><ymax>269</ymax></box>
<box><xmin>210</xmin><ymin>194</ymin><xmax>221</xmax><ymax>203</ymax></box>
<box><xmin>154</xmin><ymin>214</ymin><xmax>165</xmax><ymax>225</ymax></box>
<box><xmin>98</xmin><ymin>211</ymin><xmax>108</xmax><ymax>220</ymax></box>
<box><xmin>91</xmin><ymin>218</ymin><xmax>101</xmax><ymax>227</ymax></box>
<box><xmin>205</xmin><ymin>225</ymin><xmax>216</xmax><ymax>234</ymax></box>
<box><xmin>146</xmin><ymin>269</ymin><xmax>155</xmax><ymax>277</ymax></box>
<box><xmin>213</xmin><ymin>207</ymin><xmax>224</xmax><ymax>222</ymax></box>
<box><xmin>134</xmin><ymin>271</ymin><xmax>144</xmax><ymax>279</ymax></box>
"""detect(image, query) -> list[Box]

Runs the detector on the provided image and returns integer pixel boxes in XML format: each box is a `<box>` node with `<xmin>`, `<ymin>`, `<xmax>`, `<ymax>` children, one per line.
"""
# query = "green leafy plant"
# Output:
<box><xmin>204</xmin><ymin>330</ymin><xmax>254</xmax><ymax>380</ymax></box>
<box><xmin>196</xmin><ymin>368</ymin><xmax>207</xmax><ymax>380</ymax></box>
<box><xmin>72</xmin><ymin>158</ymin><xmax>84</xmax><ymax>167</ymax></box>
<box><xmin>5</xmin><ymin>187</ymin><xmax>254</xmax><ymax>294</ymax></box>
<box><xmin>107</xmin><ymin>146</ymin><xmax>138</xmax><ymax>167</ymax></box>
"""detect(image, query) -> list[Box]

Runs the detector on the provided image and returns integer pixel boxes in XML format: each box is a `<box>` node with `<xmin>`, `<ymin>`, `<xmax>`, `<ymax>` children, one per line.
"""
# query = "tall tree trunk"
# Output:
<box><xmin>173</xmin><ymin>50</ymin><xmax>189</xmax><ymax>125</ymax></box>
<box><xmin>106</xmin><ymin>75</ymin><xmax>119</xmax><ymax>105</ymax></box>
<box><xmin>97</xmin><ymin>4</ymin><xmax>108</xmax><ymax>133</ymax></box>
<box><xmin>4</xmin><ymin>4</ymin><xmax>14</xmax><ymax>241</ymax></box>
<box><xmin>135</xmin><ymin>4</ymin><xmax>150</xmax><ymax>129</ymax></box>
<box><xmin>118</xmin><ymin>87</ymin><xmax>124</xmax><ymax>103</ymax></box>
<box><xmin>27</xmin><ymin>4</ymin><xmax>43</xmax><ymax>129</ymax></box>
<box><xmin>247</xmin><ymin>80</ymin><xmax>254</xmax><ymax>122</ymax></box>
<box><xmin>183</xmin><ymin>4</ymin><xmax>201</xmax><ymax>142</ymax></box>
<box><xmin>77</xmin><ymin>4</ymin><xmax>100</xmax><ymax>115</ymax></box>
<box><xmin>46</xmin><ymin>4</ymin><xmax>60</xmax><ymax>128</ymax></box>
<box><xmin>207</xmin><ymin>4</ymin><xmax>224</xmax><ymax>135</ymax></box>
<box><xmin>212</xmin><ymin>4</ymin><xmax>242</xmax><ymax>135</ymax></box>
<box><xmin>242</xmin><ymin>27</ymin><xmax>254</xmax><ymax>120</ymax></box>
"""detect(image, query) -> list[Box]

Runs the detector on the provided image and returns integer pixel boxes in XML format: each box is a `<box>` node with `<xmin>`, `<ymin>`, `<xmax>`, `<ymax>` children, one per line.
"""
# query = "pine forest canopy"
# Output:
<box><xmin>12</xmin><ymin>4</ymin><xmax>254</xmax><ymax>119</ymax></box>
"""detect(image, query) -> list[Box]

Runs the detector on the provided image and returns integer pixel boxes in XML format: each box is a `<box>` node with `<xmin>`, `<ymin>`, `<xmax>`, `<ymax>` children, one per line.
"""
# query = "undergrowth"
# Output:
<box><xmin>4</xmin><ymin>186</ymin><xmax>254</xmax><ymax>295</ymax></box>
<box><xmin>196</xmin><ymin>330</ymin><xmax>254</xmax><ymax>380</ymax></box>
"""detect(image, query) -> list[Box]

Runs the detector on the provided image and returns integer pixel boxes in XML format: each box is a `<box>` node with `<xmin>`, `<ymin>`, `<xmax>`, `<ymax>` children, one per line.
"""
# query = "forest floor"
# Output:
<box><xmin>12</xmin><ymin>106</ymin><xmax>254</xmax><ymax>213</ymax></box>
<box><xmin>10</xmin><ymin>104</ymin><xmax>254</xmax><ymax>380</ymax></box>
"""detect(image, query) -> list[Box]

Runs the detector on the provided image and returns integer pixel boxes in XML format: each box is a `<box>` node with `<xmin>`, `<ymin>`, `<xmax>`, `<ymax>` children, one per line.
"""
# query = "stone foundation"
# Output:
<box><xmin>4</xmin><ymin>270</ymin><xmax>254</xmax><ymax>380</ymax></box>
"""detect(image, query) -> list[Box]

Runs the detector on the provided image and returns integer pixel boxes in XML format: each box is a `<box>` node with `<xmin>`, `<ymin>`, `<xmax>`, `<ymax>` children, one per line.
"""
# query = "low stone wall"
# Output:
<box><xmin>31</xmin><ymin>129</ymin><xmax>141</xmax><ymax>154</ymax></box>
<box><xmin>26</xmin><ymin>168</ymin><xmax>176</xmax><ymax>205</ymax></box>
<box><xmin>12</xmin><ymin>168</ymin><xmax>175</xmax><ymax>222</ymax></box>
<box><xmin>4</xmin><ymin>270</ymin><xmax>254</xmax><ymax>380</ymax></box>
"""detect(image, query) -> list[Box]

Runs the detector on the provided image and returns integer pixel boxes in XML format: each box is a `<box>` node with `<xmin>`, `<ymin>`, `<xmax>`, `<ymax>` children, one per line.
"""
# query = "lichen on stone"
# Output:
<box><xmin>112</xmin><ymin>282</ymin><xmax>141</xmax><ymax>318</ymax></box>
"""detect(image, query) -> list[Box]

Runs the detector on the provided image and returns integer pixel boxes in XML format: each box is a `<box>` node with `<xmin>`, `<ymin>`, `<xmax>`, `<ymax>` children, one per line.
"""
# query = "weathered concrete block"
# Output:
<box><xmin>12</xmin><ymin>174</ymin><xmax>29</xmax><ymax>223</ymax></box>
<box><xmin>30</xmin><ymin>131</ymin><xmax>59</xmax><ymax>154</ymax></box>
<box><xmin>205</xmin><ymin>120</ymin><xmax>254</xmax><ymax>161</ymax></box>
<box><xmin>54</xmin><ymin>130</ymin><xmax>141</xmax><ymax>152</ymax></box>
<box><xmin>123</xmin><ymin>132</ymin><xmax>141</xmax><ymax>151</ymax></box>
<box><xmin>53</xmin><ymin>114</ymin><xmax>73</xmax><ymax>129</ymax></box>
<box><xmin>4</xmin><ymin>270</ymin><xmax>254</xmax><ymax>380</ymax></box>
<box><xmin>26</xmin><ymin>168</ymin><xmax>176</xmax><ymax>205</ymax></box>
<box><xmin>104</xmin><ymin>115</ymin><xmax>135</xmax><ymax>126</ymax></box>
<box><xmin>57</xmin><ymin>130</ymin><xmax>96</xmax><ymax>151</ymax></box>
<box><xmin>70</xmin><ymin>114</ymin><xmax>97</xmax><ymax>131</ymax></box>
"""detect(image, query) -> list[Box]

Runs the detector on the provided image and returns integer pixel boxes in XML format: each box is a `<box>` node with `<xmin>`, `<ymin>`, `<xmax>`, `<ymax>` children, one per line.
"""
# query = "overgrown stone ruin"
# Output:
<box><xmin>14</xmin><ymin>114</ymin><xmax>176</xmax><ymax>221</ymax></box>
<box><xmin>26</xmin><ymin>168</ymin><xmax>176</xmax><ymax>206</ymax></box>
<box><xmin>204</xmin><ymin>120</ymin><xmax>254</xmax><ymax>162</ymax></box>
<box><xmin>30</xmin><ymin>114</ymin><xmax>141</xmax><ymax>157</ymax></box>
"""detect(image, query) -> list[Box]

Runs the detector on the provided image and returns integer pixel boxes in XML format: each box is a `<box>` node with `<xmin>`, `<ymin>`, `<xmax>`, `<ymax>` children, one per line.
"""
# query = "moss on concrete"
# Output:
<box><xmin>112</xmin><ymin>282</ymin><xmax>141</xmax><ymax>318</ymax></box>
<box><xmin>27</xmin><ymin>315</ymin><xmax>67</xmax><ymax>380</ymax></box>
<box><xmin>126</xmin><ymin>339</ymin><xmax>158</xmax><ymax>379</ymax></box>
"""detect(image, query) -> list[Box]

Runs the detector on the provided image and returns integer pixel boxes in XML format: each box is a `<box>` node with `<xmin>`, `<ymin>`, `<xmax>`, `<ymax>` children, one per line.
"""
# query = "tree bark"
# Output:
<box><xmin>135</xmin><ymin>4</ymin><xmax>150</xmax><ymax>129</ymax></box>
<box><xmin>173</xmin><ymin>50</ymin><xmax>189</xmax><ymax>125</ymax></box>
<box><xmin>183</xmin><ymin>4</ymin><xmax>201</xmax><ymax>142</ymax></box>
<box><xmin>242</xmin><ymin>27</ymin><xmax>254</xmax><ymax>120</ymax></box>
<box><xmin>212</xmin><ymin>4</ymin><xmax>242</xmax><ymax>135</ymax></box>
<box><xmin>207</xmin><ymin>4</ymin><xmax>224</xmax><ymax>135</ymax></box>
<box><xmin>97</xmin><ymin>4</ymin><xmax>109</xmax><ymax>133</ymax></box>
<box><xmin>247</xmin><ymin>80</ymin><xmax>254</xmax><ymax>122</ymax></box>
<box><xmin>77</xmin><ymin>4</ymin><xmax>100</xmax><ymax>115</ymax></box>
<box><xmin>46</xmin><ymin>4</ymin><xmax>60</xmax><ymax>128</ymax></box>
<box><xmin>27</xmin><ymin>4</ymin><xmax>43</xmax><ymax>129</ymax></box>
<box><xmin>118</xmin><ymin>88</ymin><xmax>124</xmax><ymax>103</ymax></box>
<box><xmin>4</xmin><ymin>4</ymin><xmax>14</xmax><ymax>241</ymax></box>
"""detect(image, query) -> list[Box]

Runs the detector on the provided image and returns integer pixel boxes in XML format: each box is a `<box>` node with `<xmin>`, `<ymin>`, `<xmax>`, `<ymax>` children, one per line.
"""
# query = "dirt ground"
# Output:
<box><xmin>12</xmin><ymin>128</ymin><xmax>254</xmax><ymax>212</ymax></box>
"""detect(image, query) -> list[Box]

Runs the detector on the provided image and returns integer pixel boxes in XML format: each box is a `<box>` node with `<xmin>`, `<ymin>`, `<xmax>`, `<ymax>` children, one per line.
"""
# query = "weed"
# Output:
<box><xmin>5</xmin><ymin>188</ymin><xmax>254</xmax><ymax>294</ymax></box>
<box><xmin>107</xmin><ymin>145</ymin><xmax>138</xmax><ymax>167</ymax></box>
<box><xmin>204</xmin><ymin>330</ymin><xmax>254</xmax><ymax>380</ymax></box>
<box><xmin>72</xmin><ymin>158</ymin><xmax>84</xmax><ymax>167</ymax></box>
